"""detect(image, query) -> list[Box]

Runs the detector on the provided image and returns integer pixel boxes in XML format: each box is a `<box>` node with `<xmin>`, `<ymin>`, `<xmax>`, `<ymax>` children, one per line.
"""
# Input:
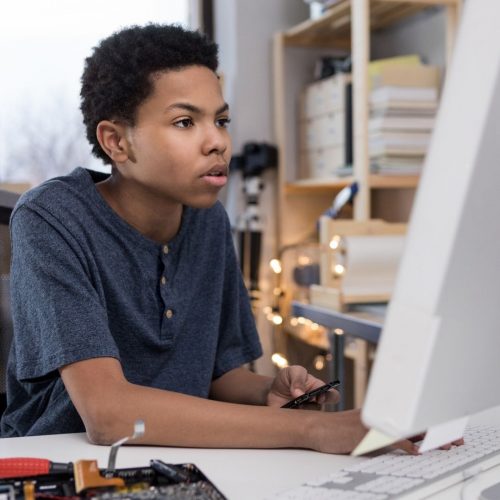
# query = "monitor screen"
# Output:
<box><xmin>361</xmin><ymin>0</ymin><xmax>500</xmax><ymax>452</ymax></box>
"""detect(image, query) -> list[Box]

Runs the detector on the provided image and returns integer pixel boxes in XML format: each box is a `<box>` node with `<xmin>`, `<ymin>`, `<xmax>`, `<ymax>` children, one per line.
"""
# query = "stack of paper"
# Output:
<box><xmin>368</xmin><ymin>57</ymin><xmax>440</xmax><ymax>175</ymax></box>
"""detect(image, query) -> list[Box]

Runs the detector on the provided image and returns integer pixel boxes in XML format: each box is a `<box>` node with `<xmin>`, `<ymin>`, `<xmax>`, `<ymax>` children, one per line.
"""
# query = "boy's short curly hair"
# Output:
<box><xmin>80</xmin><ymin>24</ymin><xmax>219</xmax><ymax>164</ymax></box>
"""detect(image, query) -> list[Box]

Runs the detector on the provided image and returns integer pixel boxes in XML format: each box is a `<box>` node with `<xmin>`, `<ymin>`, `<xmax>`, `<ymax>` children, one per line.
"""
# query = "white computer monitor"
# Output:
<box><xmin>360</xmin><ymin>0</ymin><xmax>500</xmax><ymax>454</ymax></box>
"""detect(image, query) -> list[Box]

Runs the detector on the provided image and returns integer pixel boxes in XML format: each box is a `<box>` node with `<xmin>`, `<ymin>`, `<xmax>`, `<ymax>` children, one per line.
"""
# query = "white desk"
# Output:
<box><xmin>2</xmin><ymin>407</ymin><xmax>500</xmax><ymax>499</ymax></box>
<box><xmin>0</xmin><ymin>433</ymin><xmax>352</xmax><ymax>499</ymax></box>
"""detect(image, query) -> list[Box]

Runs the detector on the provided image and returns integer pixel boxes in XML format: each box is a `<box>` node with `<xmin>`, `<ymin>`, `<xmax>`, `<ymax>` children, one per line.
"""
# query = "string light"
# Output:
<box><xmin>272</xmin><ymin>314</ymin><xmax>283</xmax><ymax>325</ymax></box>
<box><xmin>269</xmin><ymin>258</ymin><xmax>282</xmax><ymax>274</ymax></box>
<box><xmin>333</xmin><ymin>263</ymin><xmax>345</xmax><ymax>276</ymax></box>
<box><xmin>329</xmin><ymin>234</ymin><xmax>342</xmax><ymax>250</ymax></box>
<box><xmin>271</xmin><ymin>352</ymin><xmax>289</xmax><ymax>369</ymax></box>
<box><xmin>266</xmin><ymin>242</ymin><xmax>339</xmax><ymax>369</ymax></box>
<box><xmin>313</xmin><ymin>354</ymin><xmax>325</xmax><ymax>371</ymax></box>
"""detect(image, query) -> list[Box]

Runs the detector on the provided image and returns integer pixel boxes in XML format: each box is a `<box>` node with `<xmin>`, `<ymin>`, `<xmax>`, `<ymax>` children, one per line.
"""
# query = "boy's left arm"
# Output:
<box><xmin>209</xmin><ymin>365</ymin><xmax>340</xmax><ymax>407</ymax></box>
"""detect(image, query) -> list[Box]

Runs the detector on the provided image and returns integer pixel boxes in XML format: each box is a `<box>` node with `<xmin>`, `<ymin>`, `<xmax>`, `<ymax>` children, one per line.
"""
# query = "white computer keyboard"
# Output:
<box><xmin>274</xmin><ymin>425</ymin><xmax>500</xmax><ymax>499</ymax></box>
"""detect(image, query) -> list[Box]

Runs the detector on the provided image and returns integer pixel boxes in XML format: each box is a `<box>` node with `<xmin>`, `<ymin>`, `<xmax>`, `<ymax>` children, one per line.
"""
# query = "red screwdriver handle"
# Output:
<box><xmin>0</xmin><ymin>457</ymin><xmax>51</xmax><ymax>478</ymax></box>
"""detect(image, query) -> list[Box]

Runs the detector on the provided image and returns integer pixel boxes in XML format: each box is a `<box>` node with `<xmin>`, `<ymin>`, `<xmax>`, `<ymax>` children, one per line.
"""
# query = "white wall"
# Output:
<box><xmin>215</xmin><ymin>0</ymin><xmax>308</xmax><ymax>152</ymax></box>
<box><xmin>214</xmin><ymin>0</ymin><xmax>309</xmax><ymax>376</ymax></box>
<box><xmin>372</xmin><ymin>7</ymin><xmax>448</xmax><ymax>68</ymax></box>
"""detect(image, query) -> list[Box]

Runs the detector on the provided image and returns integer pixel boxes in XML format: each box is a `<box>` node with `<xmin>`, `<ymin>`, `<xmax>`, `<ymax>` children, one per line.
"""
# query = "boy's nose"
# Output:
<box><xmin>202</xmin><ymin>127</ymin><xmax>229</xmax><ymax>156</ymax></box>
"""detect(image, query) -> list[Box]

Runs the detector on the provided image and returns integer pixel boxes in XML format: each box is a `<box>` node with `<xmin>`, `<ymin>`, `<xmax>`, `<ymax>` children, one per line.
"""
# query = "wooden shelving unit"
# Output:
<box><xmin>273</xmin><ymin>0</ymin><xmax>462</xmax><ymax>247</ymax></box>
<box><xmin>282</xmin><ymin>0</ymin><xmax>459</xmax><ymax>47</ymax></box>
<box><xmin>285</xmin><ymin>174</ymin><xmax>419</xmax><ymax>194</ymax></box>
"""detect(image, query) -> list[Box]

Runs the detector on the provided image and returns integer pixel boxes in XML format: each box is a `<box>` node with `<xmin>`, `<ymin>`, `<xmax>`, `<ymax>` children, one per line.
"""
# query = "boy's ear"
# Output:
<box><xmin>96</xmin><ymin>120</ymin><xmax>134</xmax><ymax>163</ymax></box>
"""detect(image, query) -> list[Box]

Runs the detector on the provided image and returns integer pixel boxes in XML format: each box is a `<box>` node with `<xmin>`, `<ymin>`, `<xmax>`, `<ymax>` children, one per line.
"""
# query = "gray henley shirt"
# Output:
<box><xmin>0</xmin><ymin>167</ymin><xmax>262</xmax><ymax>437</ymax></box>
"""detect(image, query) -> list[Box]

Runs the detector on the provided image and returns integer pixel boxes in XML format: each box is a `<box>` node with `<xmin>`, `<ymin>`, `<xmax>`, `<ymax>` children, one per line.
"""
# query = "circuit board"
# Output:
<box><xmin>0</xmin><ymin>460</ymin><xmax>226</xmax><ymax>500</ymax></box>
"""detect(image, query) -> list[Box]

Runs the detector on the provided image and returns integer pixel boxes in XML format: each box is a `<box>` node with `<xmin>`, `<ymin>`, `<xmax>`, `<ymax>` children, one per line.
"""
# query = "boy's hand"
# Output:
<box><xmin>406</xmin><ymin>433</ymin><xmax>465</xmax><ymax>451</ymax></box>
<box><xmin>266</xmin><ymin>365</ymin><xmax>340</xmax><ymax>407</ymax></box>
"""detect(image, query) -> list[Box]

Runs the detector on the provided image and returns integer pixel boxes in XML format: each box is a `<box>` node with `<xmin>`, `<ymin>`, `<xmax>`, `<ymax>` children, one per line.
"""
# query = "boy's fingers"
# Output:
<box><xmin>393</xmin><ymin>439</ymin><xmax>420</xmax><ymax>455</ymax></box>
<box><xmin>288</xmin><ymin>366</ymin><xmax>324</xmax><ymax>397</ymax></box>
<box><xmin>318</xmin><ymin>389</ymin><xmax>340</xmax><ymax>404</ymax></box>
<box><xmin>388</xmin><ymin>432</ymin><xmax>463</xmax><ymax>454</ymax></box>
<box><xmin>286</xmin><ymin>366</ymin><xmax>308</xmax><ymax>397</ymax></box>
<box><xmin>408</xmin><ymin>433</ymin><xmax>425</xmax><ymax>443</ymax></box>
<box><xmin>438</xmin><ymin>438</ymin><xmax>464</xmax><ymax>449</ymax></box>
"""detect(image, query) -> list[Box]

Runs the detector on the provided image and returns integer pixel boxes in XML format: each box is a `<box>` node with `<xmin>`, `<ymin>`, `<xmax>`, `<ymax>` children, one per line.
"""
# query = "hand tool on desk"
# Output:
<box><xmin>0</xmin><ymin>457</ymin><xmax>73</xmax><ymax>478</ymax></box>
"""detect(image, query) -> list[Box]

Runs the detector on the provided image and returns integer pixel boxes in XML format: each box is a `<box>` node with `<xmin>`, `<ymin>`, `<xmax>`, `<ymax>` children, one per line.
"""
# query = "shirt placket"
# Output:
<box><xmin>159</xmin><ymin>243</ymin><xmax>176</xmax><ymax>342</ymax></box>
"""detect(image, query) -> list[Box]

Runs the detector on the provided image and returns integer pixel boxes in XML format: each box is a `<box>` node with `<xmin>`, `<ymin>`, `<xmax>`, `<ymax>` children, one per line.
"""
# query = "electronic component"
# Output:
<box><xmin>105</xmin><ymin>420</ymin><xmax>145</xmax><ymax>477</ymax></box>
<box><xmin>0</xmin><ymin>421</ymin><xmax>226</xmax><ymax>500</ymax></box>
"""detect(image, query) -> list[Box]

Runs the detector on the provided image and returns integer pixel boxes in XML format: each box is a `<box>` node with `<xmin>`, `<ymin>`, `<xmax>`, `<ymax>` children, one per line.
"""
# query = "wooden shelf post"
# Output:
<box><xmin>352</xmin><ymin>0</ymin><xmax>371</xmax><ymax>221</ymax></box>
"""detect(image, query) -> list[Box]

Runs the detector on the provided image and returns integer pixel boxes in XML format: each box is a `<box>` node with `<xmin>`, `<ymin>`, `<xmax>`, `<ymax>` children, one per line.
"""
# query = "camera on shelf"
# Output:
<box><xmin>230</xmin><ymin>142</ymin><xmax>278</xmax><ymax>178</ymax></box>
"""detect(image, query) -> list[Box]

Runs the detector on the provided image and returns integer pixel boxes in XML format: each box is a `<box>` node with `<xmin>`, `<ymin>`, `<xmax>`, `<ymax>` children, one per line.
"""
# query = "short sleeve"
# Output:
<box><xmin>10</xmin><ymin>205</ymin><xmax>120</xmax><ymax>381</ymax></box>
<box><xmin>211</xmin><ymin>210</ymin><xmax>262</xmax><ymax>379</ymax></box>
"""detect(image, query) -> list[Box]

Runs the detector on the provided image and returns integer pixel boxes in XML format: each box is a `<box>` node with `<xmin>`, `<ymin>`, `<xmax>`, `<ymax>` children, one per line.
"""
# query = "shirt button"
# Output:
<box><xmin>162</xmin><ymin>245</ymin><xmax>169</xmax><ymax>254</ymax></box>
<box><xmin>160</xmin><ymin>276</ymin><xmax>167</xmax><ymax>285</ymax></box>
<box><xmin>165</xmin><ymin>309</ymin><xmax>174</xmax><ymax>319</ymax></box>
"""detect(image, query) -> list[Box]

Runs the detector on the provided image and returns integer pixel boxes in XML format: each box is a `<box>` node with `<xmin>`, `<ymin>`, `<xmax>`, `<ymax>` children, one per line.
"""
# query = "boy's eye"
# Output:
<box><xmin>216</xmin><ymin>117</ymin><xmax>231</xmax><ymax>128</ymax></box>
<box><xmin>174</xmin><ymin>118</ymin><xmax>193</xmax><ymax>128</ymax></box>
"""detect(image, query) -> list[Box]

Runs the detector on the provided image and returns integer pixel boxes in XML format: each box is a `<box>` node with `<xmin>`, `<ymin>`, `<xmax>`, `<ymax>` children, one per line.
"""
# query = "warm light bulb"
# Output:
<box><xmin>263</xmin><ymin>306</ymin><xmax>272</xmax><ymax>315</ymax></box>
<box><xmin>313</xmin><ymin>355</ymin><xmax>325</xmax><ymax>371</ymax></box>
<box><xmin>269</xmin><ymin>258</ymin><xmax>282</xmax><ymax>274</ymax></box>
<box><xmin>334</xmin><ymin>328</ymin><xmax>344</xmax><ymax>336</ymax></box>
<box><xmin>329</xmin><ymin>235</ymin><xmax>341</xmax><ymax>250</ymax></box>
<box><xmin>272</xmin><ymin>314</ymin><xmax>283</xmax><ymax>325</ymax></box>
<box><xmin>333</xmin><ymin>263</ymin><xmax>345</xmax><ymax>275</ymax></box>
<box><xmin>271</xmin><ymin>352</ymin><xmax>289</xmax><ymax>369</ymax></box>
<box><xmin>290</xmin><ymin>317</ymin><xmax>299</xmax><ymax>327</ymax></box>
<box><xmin>311</xmin><ymin>322</ymin><xmax>319</xmax><ymax>331</ymax></box>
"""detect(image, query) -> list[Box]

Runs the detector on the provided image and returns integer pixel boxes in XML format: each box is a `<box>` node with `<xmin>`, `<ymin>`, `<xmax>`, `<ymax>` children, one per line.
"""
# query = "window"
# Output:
<box><xmin>0</xmin><ymin>0</ymin><xmax>191</xmax><ymax>184</ymax></box>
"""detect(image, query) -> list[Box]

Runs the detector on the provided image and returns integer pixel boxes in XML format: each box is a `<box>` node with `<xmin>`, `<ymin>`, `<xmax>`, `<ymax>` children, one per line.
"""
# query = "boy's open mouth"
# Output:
<box><xmin>202</xmin><ymin>164</ymin><xmax>228</xmax><ymax>187</ymax></box>
<box><xmin>203</xmin><ymin>164</ymin><xmax>228</xmax><ymax>177</ymax></box>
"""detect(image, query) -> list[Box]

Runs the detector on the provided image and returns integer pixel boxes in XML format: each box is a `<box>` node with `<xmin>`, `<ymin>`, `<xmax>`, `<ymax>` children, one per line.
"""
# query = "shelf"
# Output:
<box><xmin>292</xmin><ymin>301</ymin><xmax>384</xmax><ymax>343</ymax></box>
<box><xmin>285</xmin><ymin>174</ymin><xmax>419</xmax><ymax>194</ymax></box>
<box><xmin>285</xmin><ymin>177</ymin><xmax>353</xmax><ymax>193</ymax></box>
<box><xmin>283</xmin><ymin>0</ymin><xmax>459</xmax><ymax>47</ymax></box>
<box><xmin>369</xmin><ymin>174</ymin><xmax>420</xmax><ymax>188</ymax></box>
<box><xmin>274</xmin><ymin>0</ymin><xmax>460</xmax><ymax>237</ymax></box>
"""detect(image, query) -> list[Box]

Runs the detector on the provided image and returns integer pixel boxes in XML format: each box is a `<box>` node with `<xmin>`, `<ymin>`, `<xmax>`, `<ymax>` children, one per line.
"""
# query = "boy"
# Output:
<box><xmin>0</xmin><ymin>24</ymin><xmax>418</xmax><ymax>454</ymax></box>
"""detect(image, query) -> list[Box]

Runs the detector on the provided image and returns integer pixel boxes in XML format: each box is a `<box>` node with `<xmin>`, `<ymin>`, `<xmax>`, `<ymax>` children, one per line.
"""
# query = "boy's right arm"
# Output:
<box><xmin>60</xmin><ymin>356</ymin><xmax>419</xmax><ymax>455</ymax></box>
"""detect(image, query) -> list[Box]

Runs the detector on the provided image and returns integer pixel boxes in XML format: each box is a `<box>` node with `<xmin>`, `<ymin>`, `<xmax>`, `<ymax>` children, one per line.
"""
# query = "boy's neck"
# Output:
<box><xmin>96</xmin><ymin>175</ymin><xmax>183</xmax><ymax>244</ymax></box>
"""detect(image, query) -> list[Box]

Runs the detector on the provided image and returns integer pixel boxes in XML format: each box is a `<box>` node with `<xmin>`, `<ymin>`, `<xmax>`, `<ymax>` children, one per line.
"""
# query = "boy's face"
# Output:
<box><xmin>118</xmin><ymin>65</ymin><xmax>231</xmax><ymax>209</ymax></box>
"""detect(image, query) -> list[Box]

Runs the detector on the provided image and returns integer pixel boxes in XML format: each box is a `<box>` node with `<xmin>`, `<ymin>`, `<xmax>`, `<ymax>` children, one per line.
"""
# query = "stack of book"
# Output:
<box><xmin>368</xmin><ymin>59</ymin><xmax>440</xmax><ymax>176</ymax></box>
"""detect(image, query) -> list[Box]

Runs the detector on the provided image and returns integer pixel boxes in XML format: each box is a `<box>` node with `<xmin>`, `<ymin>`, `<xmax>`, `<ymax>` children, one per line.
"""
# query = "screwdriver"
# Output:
<box><xmin>0</xmin><ymin>458</ymin><xmax>73</xmax><ymax>479</ymax></box>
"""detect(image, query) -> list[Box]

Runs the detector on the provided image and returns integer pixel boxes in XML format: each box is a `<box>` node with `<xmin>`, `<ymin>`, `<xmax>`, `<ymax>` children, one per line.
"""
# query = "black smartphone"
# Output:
<box><xmin>281</xmin><ymin>380</ymin><xmax>341</xmax><ymax>409</ymax></box>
